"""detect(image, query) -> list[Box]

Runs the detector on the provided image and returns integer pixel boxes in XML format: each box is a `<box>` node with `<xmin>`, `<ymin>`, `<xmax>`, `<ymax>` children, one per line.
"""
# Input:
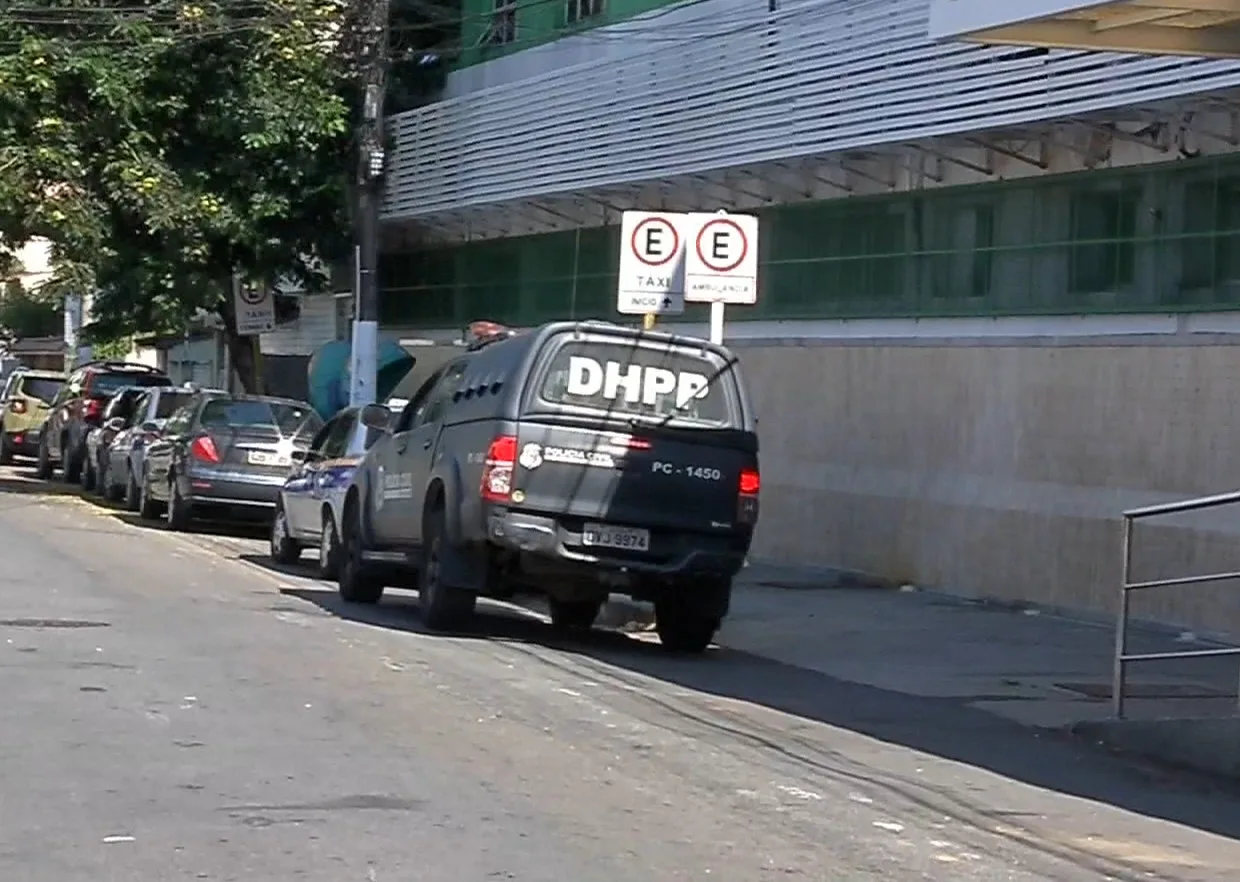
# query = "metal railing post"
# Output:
<box><xmin>1112</xmin><ymin>514</ymin><xmax>1133</xmax><ymax>719</ymax></box>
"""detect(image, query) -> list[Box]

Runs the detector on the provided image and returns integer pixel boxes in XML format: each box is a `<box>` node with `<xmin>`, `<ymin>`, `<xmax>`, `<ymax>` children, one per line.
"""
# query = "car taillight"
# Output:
<box><xmin>480</xmin><ymin>435</ymin><xmax>517</xmax><ymax>502</ymax></box>
<box><xmin>83</xmin><ymin>399</ymin><xmax>104</xmax><ymax>421</ymax></box>
<box><xmin>8</xmin><ymin>399</ymin><xmax>25</xmax><ymax>414</ymax></box>
<box><xmin>739</xmin><ymin>468</ymin><xmax>760</xmax><ymax>496</ymax></box>
<box><xmin>189</xmin><ymin>436</ymin><xmax>220</xmax><ymax>463</ymax></box>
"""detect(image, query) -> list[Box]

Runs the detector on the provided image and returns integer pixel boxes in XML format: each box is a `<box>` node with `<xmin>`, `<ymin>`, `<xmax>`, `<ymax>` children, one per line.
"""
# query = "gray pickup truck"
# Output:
<box><xmin>337</xmin><ymin>320</ymin><xmax>761</xmax><ymax>653</ymax></box>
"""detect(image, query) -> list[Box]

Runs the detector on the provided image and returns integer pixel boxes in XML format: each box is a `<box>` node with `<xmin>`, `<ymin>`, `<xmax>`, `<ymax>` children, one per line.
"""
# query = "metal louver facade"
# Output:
<box><xmin>382</xmin><ymin>0</ymin><xmax>1240</xmax><ymax>222</ymax></box>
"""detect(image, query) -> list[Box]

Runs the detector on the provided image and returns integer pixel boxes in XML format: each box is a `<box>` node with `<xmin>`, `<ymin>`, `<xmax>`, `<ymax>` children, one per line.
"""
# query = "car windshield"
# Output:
<box><xmin>19</xmin><ymin>376</ymin><xmax>63</xmax><ymax>404</ymax></box>
<box><xmin>200</xmin><ymin>399</ymin><xmax>323</xmax><ymax>437</ymax></box>
<box><xmin>154</xmin><ymin>391</ymin><xmax>193</xmax><ymax>419</ymax></box>
<box><xmin>91</xmin><ymin>372</ymin><xmax>170</xmax><ymax>396</ymax></box>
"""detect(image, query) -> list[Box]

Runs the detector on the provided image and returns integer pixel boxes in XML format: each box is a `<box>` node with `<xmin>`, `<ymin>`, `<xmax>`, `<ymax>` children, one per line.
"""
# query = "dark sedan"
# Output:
<box><xmin>138</xmin><ymin>392</ymin><xmax>323</xmax><ymax>531</ymax></box>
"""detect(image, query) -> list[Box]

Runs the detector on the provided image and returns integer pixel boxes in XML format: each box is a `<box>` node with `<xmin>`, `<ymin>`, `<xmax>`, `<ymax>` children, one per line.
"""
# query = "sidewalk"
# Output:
<box><xmin>720</xmin><ymin>565</ymin><xmax>1240</xmax><ymax>731</ymax></box>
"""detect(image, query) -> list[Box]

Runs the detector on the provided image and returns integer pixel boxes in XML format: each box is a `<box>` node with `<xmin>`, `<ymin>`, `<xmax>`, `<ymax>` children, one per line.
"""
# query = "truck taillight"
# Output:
<box><xmin>480</xmin><ymin>435</ymin><xmax>517</xmax><ymax>502</ymax></box>
<box><xmin>739</xmin><ymin>468</ymin><xmax>760</xmax><ymax>496</ymax></box>
<box><xmin>82</xmin><ymin>398</ymin><xmax>104</xmax><ymax>422</ymax></box>
<box><xmin>189</xmin><ymin>436</ymin><xmax>220</xmax><ymax>463</ymax></box>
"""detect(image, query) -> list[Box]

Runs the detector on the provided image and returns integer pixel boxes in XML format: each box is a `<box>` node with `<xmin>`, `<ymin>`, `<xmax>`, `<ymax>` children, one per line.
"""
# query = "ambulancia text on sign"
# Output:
<box><xmin>683</xmin><ymin>212</ymin><xmax>759</xmax><ymax>305</ymax></box>
<box><xmin>616</xmin><ymin>211</ymin><xmax>687</xmax><ymax>316</ymax></box>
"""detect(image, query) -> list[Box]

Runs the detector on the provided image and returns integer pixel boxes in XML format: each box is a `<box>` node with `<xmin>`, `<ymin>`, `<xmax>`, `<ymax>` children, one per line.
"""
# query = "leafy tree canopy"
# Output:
<box><xmin>0</xmin><ymin>279</ymin><xmax>62</xmax><ymax>340</ymax></box>
<box><xmin>0</xmin><ymin>0</ymin><xmax>358</xmax><ymax>389</ymax></box>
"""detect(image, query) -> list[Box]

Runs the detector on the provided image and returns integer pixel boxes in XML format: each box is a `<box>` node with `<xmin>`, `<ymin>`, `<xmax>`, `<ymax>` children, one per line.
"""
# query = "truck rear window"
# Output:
<box><xmin>538</xmin><ymin>341</ymin><xmax>735</xmax><ymax>425</ymax></box>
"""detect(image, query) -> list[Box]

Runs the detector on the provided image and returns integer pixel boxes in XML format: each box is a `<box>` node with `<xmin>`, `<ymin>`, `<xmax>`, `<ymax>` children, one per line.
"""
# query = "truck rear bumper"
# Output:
<box><xmin>486</xmin><ymin>510</ymin><xmax>747</xmax><ymax>580</ymax></box>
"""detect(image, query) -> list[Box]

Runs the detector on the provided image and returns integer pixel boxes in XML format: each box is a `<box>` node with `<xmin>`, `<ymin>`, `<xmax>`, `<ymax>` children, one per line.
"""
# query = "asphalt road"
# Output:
<box><xmin>2</xmin><ymin>464</ymin><xmax>1240</xmax><ymax>881</ymax></box>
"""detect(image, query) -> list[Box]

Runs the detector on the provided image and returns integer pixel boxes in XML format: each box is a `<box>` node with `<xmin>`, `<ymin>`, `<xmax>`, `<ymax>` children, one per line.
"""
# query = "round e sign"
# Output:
<box><xmin>694</xmin><ymin>217</ymin><xmax>748</xmax><ymax>273</ymax></box>
<box><xmin>629</xmin><ymin>216</ymin><xmax>680</xmax><ymax>268</ymax></box>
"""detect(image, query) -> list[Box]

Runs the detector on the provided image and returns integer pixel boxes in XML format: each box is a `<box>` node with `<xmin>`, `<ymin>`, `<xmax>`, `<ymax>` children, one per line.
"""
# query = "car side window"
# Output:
<box><xmin>55</xmin><ymin>372</ymin><xmax>81</xmax><ymax>405</ymax></box>
<box><xmin>306</xmin><ymin>420</ymin><xmax>334</xmax><ymax>455</ymax></box>
<box><xmin>393</xmin><ymin>368</ymin><xmax>446</xmax><ymax>434</ymax></box>
<box><xmin>416</xmin><ymin>361</ymin><xmax>468</xmax><ymax>428</ymax></box>
<box><xmin>129</xmin><ymin>393</ymin><xmax>150</xmax><ymax>426</ymax></box>
<box><xmin>321</xmin><ymin>413</ymin><xmax>355</xmax><ymax>459</ymax></box>
<box><xmin>162</xmin><ymin>402</ymin><xmax>196</xmax><ymax>435</ymax></box>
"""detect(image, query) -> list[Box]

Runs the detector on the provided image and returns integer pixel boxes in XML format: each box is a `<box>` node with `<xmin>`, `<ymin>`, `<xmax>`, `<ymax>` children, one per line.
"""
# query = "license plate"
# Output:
<box><xmin>247</xmin><ymin>450</ymin><xmax>290</xmax><ymax>467</ymax></box>
<box><xmin>581</xmin><ymin>523</ymin><xmax>650</xmax><ymax>552</ymax></box>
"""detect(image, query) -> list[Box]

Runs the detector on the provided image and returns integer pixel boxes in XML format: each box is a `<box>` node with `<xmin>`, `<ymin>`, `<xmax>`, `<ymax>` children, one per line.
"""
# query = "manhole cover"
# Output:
<box><xmin>0</xmin><ymin>618</ymin><xmax>110</xmax><ymax>629</ymax></box>
<box><xmin>1056</xmin><ymin>681</ymin><xmax>1233</xmax><ymax>700</ymax></box>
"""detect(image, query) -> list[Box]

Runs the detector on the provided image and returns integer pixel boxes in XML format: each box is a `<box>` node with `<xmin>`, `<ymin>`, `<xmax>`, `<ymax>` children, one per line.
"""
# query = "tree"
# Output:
<box><xmin>0</xmin><ymin>0</ymin><xmax>357</xmax><ymax>391</ymax></box>
<box><xmin>0</xmin><ymin>279</ymin><xmax>62</xmax><ymax>339</ymax></box>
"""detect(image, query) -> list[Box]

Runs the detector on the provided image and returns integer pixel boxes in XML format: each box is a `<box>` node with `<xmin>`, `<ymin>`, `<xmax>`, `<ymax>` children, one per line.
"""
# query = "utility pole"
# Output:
<box><xmin>349</xmin><ymin>0</ymin><xmax>391</xmax><ymax>408</ymax></box>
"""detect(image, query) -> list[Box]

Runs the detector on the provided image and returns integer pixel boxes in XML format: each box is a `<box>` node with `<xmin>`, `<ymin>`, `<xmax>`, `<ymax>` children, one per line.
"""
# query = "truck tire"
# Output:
<box><xmin>548</xmin><ymin>599</ymin><xmax>602</xmax><ymax>631</ymax></box>
<box><xmin>338</xmin><ymin>502</ymin><xmax>384</xmax><ymax>605</ymax></box>
<box><xmin>63</xmin><ymin>438</ymin><xmax>82</xmax><ymax>484</ymax></box>
<box><xmin>418</xmin><ymin>508</ymin><xmax>476</xmax><ymax>631</ymax></box>
<box><xmin>0</xmin><ymin>432</ymin><xmax>12</xmax><ymax>465</ymax></box>
<box><xmin>654</xmin><ymin>604</ymin><xmax>719</xmax><ymax>654</ymax></box>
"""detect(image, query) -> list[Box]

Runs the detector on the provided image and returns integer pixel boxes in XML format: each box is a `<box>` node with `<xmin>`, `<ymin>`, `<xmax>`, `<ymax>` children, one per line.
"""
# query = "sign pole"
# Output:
<box><xmin>643</xmin><ymin>313</ymin><xmax>656</xmax><ymax>331</ymax></box>
<box><xmin>708</xmin><ymin>301</ymin><xmax>724</xmax><ymax>344</ymax></box>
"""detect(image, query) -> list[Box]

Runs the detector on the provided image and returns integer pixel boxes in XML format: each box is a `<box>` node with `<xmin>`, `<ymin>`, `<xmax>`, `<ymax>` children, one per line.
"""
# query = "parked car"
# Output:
<box><xmin>0</xmin><ymin>369</ymin><xmax>65</xmax><ymax>463</ymax></box>
<box><xmin>97</xmin><ymin>385</ymin><xmax>204</xmax><ymax>508</ymax></box>
<box><xmin>139</xmin><ymin>392</ymin><xmax>323</xmax><ymax>531</ymax></box>
<box><xmin>81</xmin><ymin>386</ymin><xmax>149</xmax><ymax>492</ymax></box>
<box><xmin>334</xmin><ymin>320</ymin><xmax>761</xmax><ymax>652</ymax></box>
<box><xmin>37</xmin><ymin>361</ymin><xmax>172</xmax><ymax>482</ymax></box>
<box><xmin>270</xmin><ymin>405</ymin><xmax>389</xmax><ymax>578</ymax></box>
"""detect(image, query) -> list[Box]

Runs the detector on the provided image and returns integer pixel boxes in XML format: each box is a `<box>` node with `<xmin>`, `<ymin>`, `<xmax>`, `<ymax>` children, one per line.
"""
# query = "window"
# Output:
<box><xmin>566</xmin><ymin>0</ymin><xmax>604</xmax><ymax>24</ymax></box>
<box><xmin>930</xmin><ymin>203</ymin><xmax>994</xmax><ymax>300</ymax></box>
<box><xmin>321</xmin><ymin>413</ymin><xmax>356</xmax><ymax>459</ymax></box>
<box><xmin>18</xmin><ymin>375</ymin><xmax>63</xmax><ymax>404</ymax></box>
<box><xmin>536</xmin><ymin>341</ymin><xmax>735</xmax><ymax>426</ymax></box>
<box><xmin>154</xmin><ymin>390</ymin><xmax>193</xmax><ymax>419</ymax></box>
<box><xmin>417</xmin><ymin>361</ymin><xmax>468</xmax><ymax>427</ymax></box>
<box><xmin>394</xmin><ymin>368</ymin><xmax>446</xmax><ymax>433</ymax></box>
<box><xmin>1068</xmin><ymin>188</ymin><xmax>1137</xmax><ymax>293</ymax></box>
<box><xmin>199</xmin><ymin>399</ymin><xmax>323</xmax><ymax>438</ymax></box>
<box><xmin>485</xmin><ymin>0</ymin><xmax>516</xmax><ymax>44</ymax></box>
<box><xmin>86</xmin><ymin>371</ymin><xmax>171</xmax><ymax>396</ymax></box>
<box><xmin>162</xmin><ymin>402</ymin><xmax>198</xmax><ymax>436</ymax></box>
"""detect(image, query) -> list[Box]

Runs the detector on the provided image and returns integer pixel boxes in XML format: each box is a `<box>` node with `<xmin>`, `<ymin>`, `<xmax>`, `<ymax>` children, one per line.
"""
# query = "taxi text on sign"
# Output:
<box><xmin>234</xmin><ymin>285</ymin><xmax>276</xmax><ymax>335</ymax></box>
<box><xmin>683</xmin><ymin>212</ymin><xmax>758</xmax><ymax>306</ymax></box>
<box><xmin>616</xmin><ymin>211</ymin><xmax>687</xmax><ymax>316</ymax></box>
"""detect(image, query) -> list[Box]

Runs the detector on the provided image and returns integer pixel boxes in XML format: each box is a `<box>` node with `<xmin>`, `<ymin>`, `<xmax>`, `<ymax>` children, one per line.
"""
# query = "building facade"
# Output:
<box><xmin>379</xmin><ymin>0</ymin><xmax>1240</xmax><ymax>632</ymax></box>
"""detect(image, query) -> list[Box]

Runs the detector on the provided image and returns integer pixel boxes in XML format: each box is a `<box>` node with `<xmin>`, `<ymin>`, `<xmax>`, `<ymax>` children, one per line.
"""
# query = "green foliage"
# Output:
<box><xmin>0</xmin><ymin>279</ymin><xmax>62</xmax><ymax>339</ymax></box>
<box><xmin>0</xmin><ymin>0</ymin><xmax>356</xmax><ymax>357</ymax></box>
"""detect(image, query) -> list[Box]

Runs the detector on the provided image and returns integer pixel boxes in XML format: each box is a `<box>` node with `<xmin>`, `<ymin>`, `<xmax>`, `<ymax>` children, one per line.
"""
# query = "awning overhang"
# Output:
<box><xmin>928</xmin><ymin>0</ymin><xmax>1240</xmax><ymax>58</ymax></box>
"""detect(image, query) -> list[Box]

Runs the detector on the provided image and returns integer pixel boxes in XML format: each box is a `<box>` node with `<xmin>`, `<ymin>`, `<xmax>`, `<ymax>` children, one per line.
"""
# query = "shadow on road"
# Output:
<box><xmin>258</xmin><ymin>563</ymin><xmax>1240</xmax><ymax>850</ymax></box>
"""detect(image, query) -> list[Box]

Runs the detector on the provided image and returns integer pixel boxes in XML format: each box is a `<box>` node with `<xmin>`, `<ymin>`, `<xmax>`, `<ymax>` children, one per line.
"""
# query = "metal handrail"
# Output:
<box><xmin>1113</xmin><ymin>490</ymin><xmax>1240</xmax><ymax>718</ymax></box>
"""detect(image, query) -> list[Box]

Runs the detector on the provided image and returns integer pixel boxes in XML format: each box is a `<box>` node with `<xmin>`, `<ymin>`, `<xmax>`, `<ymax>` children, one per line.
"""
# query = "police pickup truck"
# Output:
<box><xmin>338</xmin><ymin>320</ymin><xmax>761</xmax><ymax>653</ymax></box>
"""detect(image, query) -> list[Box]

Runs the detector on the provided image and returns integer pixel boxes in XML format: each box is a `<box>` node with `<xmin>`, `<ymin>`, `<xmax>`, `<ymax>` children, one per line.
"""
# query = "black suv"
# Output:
<box><xmin>37</xmin><ymin>361</ymin><xmax>172</xmax><ymax>482</ymax></box>
<box><xmin>335</xmin><ymin>321</ymin><xmax>761</xmax><ymax>653</ymax></box>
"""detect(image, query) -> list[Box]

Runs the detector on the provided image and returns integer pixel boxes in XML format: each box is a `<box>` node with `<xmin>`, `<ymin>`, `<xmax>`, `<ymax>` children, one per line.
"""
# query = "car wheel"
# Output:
<box><xmin>63</xmin><ymin>439</ymin><xmax>82</xmax><ymax>484</ymax></box>
<box><xmin>548</xmin><ymin>598</ymin><xmax>602</xmax><ymax>631</ymax></box>
<box><xmin>653</xmin><ymin>604</ymin><xmax>719</xmax><ymax>654</ymax></box>
<box><xmin>123</xmin><ymin>467</ymin><xmax>140</xmax><ymax>509</ymax></box>
<box><xmin>0</xmin><ymin>432</ymin><xmax>12</xmax><ymax>466</ymax></box>
<box><xmin>418</xmin><ymin>507</ymin><xmax>477</xmax><ymax>632</ymax></box>
<box><xmin>318</xmin><ymin>511</ymin><xmax>341</xmax><ymax>580</ymax></box>
<box><xmin>269</xmin><ymin>503</ymin><xmax>301</xmax><ymax>565</ymax></box>
<box><xmin>79</xmin><ymin>454</ymin><xmax>95</xmax><ymax>492</ymax></box>
<box><xmin>166</xmin><ymin>476</ymin><xmax>191</xmax><ymax>532</ymax></box>
<box><xmin>34</xmin><ymin>436</ymin><xmax>52</xmax><ymax>479</ymax></box>
<box><xmin>137</xmin><ymin>470</ymin><xmax>160</xmax><ymax>520</ymax></box>
<box><xmin>337</xmin><ymin>502</ymin><xmax>384</xmax><ymax>605</ymax></box>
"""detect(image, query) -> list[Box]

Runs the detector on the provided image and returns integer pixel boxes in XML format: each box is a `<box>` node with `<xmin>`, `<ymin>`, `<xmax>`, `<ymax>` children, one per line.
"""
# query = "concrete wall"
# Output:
<box><xmin>737</xmin><ymin>326</ymin><xmax>1240</xmax><ymax>635</ymax></box>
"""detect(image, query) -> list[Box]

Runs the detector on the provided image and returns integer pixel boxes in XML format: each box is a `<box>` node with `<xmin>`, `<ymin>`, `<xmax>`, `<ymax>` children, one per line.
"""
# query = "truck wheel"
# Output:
<box><xmin>0</xmin><ymin>433</ymin><xmax>12</xmax><ymax>465</ymax></box>
<box><xmin>654</xmin><ymin>604</ymin><xmax>719</xmax><ymax>654</ymax></box>
<box><xmin>79</xmin><ymin>454</ymin><xmax>95</xmax><ymax>492</ymax></box>
<box><xmin>548</xmin><ymin>599</ymin><xmax>602</xmax><ymax>631</ymax></box>
<box><xmin>418</xmin><ymin>508</ymin><xmax>477</xmax><ymax>631</ymax></box>
<box><xmin>338</xmin><ymin>503</ymin><xmax>384</xmax><ymax>605</ymax></box>
<box><xmin>318</xmin><ymin>511</ymin><xmax>341</xmax><ymax>581</ymax></box>
<box><xmin>166</xmin><ymin>476</ymin><xmax>192</xmax><ymax>532</ymax></box>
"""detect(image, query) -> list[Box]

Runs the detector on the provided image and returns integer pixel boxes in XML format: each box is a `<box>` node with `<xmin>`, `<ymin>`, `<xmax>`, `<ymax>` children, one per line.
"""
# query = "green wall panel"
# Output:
<box><xmin>458</xmin><ymin>0</ymin><xmax>679</xmax><ymax>70</ymax></box>
<box><xmin>380</xmin><ymin>154</ymin><xmax>1240</xmax><ymax>328</ymax></box>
